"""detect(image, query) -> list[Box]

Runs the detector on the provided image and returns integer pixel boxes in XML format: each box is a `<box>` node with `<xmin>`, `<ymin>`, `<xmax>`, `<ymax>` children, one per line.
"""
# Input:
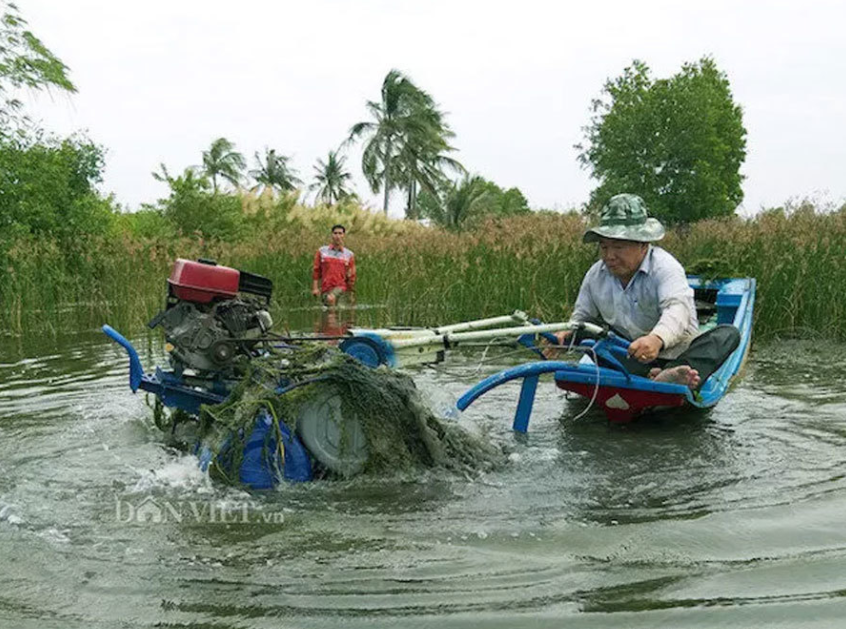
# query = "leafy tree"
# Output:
<box><xmin>491</xmin><ymin>184</ymin><xmax>531</xmax><ymax>217</ymax></box>
<box><xmin>0</xmin><ymin>4</ymin><xmax>116</xmax><ymax>247</ymax></box>
<box><xmin>250</xmin><ymin>148</ymin><xmax>301</xmax><ymax>195</ymax></box>
<box><xmin>0</xmin><ymin>133</ymin><xmax>114</xmax><ymax>239</ymax></box>
<box><xmin>577</xmin><ymin>57</ymin><xmax>747</xmax><ymax>224</ymax></box>
<box><xmin>151</xmin><ymin>164</ymin><xmax>243</xmax><ymax>239</ymax></box>
<box><xmin>419</xmin><ymin>175</ymin><xmax>531</xmax><ymax>229</ymax></box>
<box><xmin>310</xmin><ymin>150</ymin><xmax>352</xmax><ymax>204</ymax></box>
<box><xmin>201</xmin><ymin>137</ymin><xmax>245</xmax><ymax>193</ymax></box>
<box><xmin>348</xmin><ymin>69</ymin><xmax>462</xmax><ymax>215</ymax></box>
<box><xmin>1</xmin><ymin>1</ymin><xmax>76</xmax><ymax>137</ymax></box>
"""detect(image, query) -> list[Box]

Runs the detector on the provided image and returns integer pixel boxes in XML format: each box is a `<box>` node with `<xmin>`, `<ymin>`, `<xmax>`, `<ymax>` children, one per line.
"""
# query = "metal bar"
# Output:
<box><xmin>456</xmin><ymin>360</ymin><xmax>576</xmax><ymax>412</ymax></box>
<box><xmin>349</xmin><ymin>311</ymin><xmax>530</xmax><ymax>340</ymax></box>
<box><xmin>513</xmin><ymin>375</ymin><xmax>539</xmax><ymax>433</ymax></box>
<box><xmin>433</xmin><ymin>311</ymin><xmax>528</xmax><ymax>334</ymax></box>
<box><xmin>102</xmin><ymin>325</ymin><xmax>144</xmax><ymax>392</ymax></box>
<box><xmin>390</xmin><ymin>321</ymin><xmax>605</xmax><ymax>349</ymax></box>
<box><xmin>348</xmin><ymin>327</ymin><xmax>435</xmax><ymax>338</ymax></box>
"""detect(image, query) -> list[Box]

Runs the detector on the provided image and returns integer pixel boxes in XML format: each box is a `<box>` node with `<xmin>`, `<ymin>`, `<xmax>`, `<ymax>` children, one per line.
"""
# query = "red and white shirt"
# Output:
<box><xmin>313</xmin><ymin>245</ymin><xmax>356</xmax><ymax>293</ymax></box>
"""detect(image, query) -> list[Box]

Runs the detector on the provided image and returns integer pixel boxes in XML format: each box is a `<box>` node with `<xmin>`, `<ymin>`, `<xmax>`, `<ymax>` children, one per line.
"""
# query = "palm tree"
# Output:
<box><xmin>152</xmin><ymin>163</ymin><xmax>208</xmax><ymax>192</ymax></box>
<box><xmin>310</xmin><ymin>150</ymin><xmax>352</xmax><ymax>205</ymax></box>
<box><xmin>395</xmin><ymin>120</ymin><xmax>465</xmax><ymax>219</ymax></box>
<box><xmin>201</xmin><ymin>137</ymin><xmax>246</xmax><ymax>193</ymax></box>
<box><xmin>249</xmin><ymin>148</ymin><xmax>302</xmax><ymax>195</ymax></box>
<box><xmin>311</xmin><ymin>151</ymin><xmax>348</xmax><ymax>204</ymax></box>
<box><xmin>151</xmin><ymin>162</ymin><xmax>174</xmax><ymax>186</ymax></box>
<box><xmin>425</xmin><ymin>175</ymin><xmax>491</xmax><ymax>230</ymax></box>
<box><xmin>348</xmin><ymin>69</ymin><xmax>461</xmax><ymax>215</ymax></box>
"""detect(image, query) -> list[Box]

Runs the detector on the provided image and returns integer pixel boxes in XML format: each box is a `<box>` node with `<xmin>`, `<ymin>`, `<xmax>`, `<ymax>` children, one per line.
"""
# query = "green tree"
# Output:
<box><xmin>0</xmin><ymin>133</ymin><xmax>114</xmax><ymax>239</ymax></box>
<box><xmin>152</xmin><ymin>162</ymin><xmax>205</xmax><ymax>190</ymax></box>
<box><xmin>397</xmin><ymin>140</ymin><xmax>465</xmax><ymax>220</ymax></box>
<box><xmin>577</xmin><ymin>57</ymin><xmax>747</xmax><ymax>224</ymax></box>
<box><xmin>310</xmin><ymin>150</ymin><xmax>352</xmax><ymax>204</ymax></box>
<box><xmin>201</xmin><ymin>137</ymin><xmax>245</xmax><ymax>193</ymax></box>
<box><xmin>394</xmin><ymin>104</ymin><xmax>464</xmax><ymax>220</ymax></box>
<box><xmin>1</xmin><ymin>1</ymin><xmax>76</xmax><ymax>137</ymax></box>
<box><xmin>490</xmin><ymin>184</ymin><xmax>531</xmax><ymax>217</ymax></box>
<box><xmin>419</xmin><ymin>175</ymin><xmax>531</xmax><ymax>229</ymax></box>
<box><xmin>151</xmin><ymin>163</ymin><xmax>243</xmax><ymax>239</ymax></box>
<box><xmin>250</xmin><ymin>148</ymin><xmax>301</xmax><ymax>195</ymax></box>
<box><xmin>417</xmin><ymin>176</ymin><xmax>488</xmax><ymax>230</ymax></box>
<box><xmin>0</xmin><ymin>4</ymin><xmax>117</xmax><ymax>247</ymax></box>
<box><xmin>348</xmin><ymin>69</ymin><xmax>462</xmax><ymax>215</ymax></box>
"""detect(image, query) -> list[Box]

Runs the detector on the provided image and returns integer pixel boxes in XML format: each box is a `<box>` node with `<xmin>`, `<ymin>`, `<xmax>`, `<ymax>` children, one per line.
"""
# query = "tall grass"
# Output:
<box><xmin>2</xmin><ymin>204</ymin><xmax>845</xmax><ymax>340</ymax></box>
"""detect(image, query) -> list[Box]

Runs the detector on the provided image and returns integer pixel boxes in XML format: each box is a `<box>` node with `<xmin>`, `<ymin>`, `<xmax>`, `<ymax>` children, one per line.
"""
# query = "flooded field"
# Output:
<box><xmin>1</xmin><ymin>324</ymin><xmax>845</xmax><ymax>628</ymax></box>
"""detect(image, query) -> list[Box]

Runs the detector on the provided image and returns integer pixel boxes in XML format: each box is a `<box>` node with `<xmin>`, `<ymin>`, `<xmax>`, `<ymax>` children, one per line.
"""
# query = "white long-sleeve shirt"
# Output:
<box><xmin>571</xmin><ymin>246</ymin><xmax>699</xmax><ymax>358</ymax></box>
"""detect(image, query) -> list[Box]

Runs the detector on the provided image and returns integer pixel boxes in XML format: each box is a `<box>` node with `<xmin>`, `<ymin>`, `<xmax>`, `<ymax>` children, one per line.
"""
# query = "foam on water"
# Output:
<box><xmin>0</xmin><ymin>499</ymin><xmax>23</xmax><ymax>526</ymax></box>
<box><xmin>37</xmin><ymin>527</ymin><xmax>71</xmax><ymax>545</ymax></box>
<box><xmin>130</xmin><ymin>455</ymin><xmax>213</xmax><ymax>495</ymax></box>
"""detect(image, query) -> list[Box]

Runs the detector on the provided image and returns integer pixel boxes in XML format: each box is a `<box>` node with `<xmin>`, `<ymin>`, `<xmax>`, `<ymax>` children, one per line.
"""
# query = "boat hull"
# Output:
<box><xmin>553</xmin><ymin>276</ymin><xmax>756</xmax><ymax>423</ymax></box>
<box><xmin>555</xmin><ymin>381</ymin><xmax>687</xmax><ymax>423</ymax></box>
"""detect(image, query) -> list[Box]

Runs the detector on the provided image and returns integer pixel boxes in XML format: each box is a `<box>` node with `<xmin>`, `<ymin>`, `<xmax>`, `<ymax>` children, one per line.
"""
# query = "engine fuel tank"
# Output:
<box><xmin>168</xmin><ymin>259</ymin><xmax>240</xmax><ymax>303</ymax></box>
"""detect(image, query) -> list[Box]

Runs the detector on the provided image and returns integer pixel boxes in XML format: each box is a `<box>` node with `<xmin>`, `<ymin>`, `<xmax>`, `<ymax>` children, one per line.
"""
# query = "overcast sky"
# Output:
<box><xmin>18</xmin><ymin>0</ymin><xmax>846</xmax><ymax>216</ymax></box>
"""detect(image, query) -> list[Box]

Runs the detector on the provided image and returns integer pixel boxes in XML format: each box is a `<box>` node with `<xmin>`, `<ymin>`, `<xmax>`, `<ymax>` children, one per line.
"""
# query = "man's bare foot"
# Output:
<box><xmin>650</xmin><ymin>365</ymin><xmax>700</xmax><ymax>389</ymax></box>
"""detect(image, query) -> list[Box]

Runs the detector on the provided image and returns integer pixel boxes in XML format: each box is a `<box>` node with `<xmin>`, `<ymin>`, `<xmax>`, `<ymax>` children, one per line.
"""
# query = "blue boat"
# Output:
<box><xmin>456</xmin><ymin>277</ymin><xmax>756</xmax><ymax>427</ymax></box>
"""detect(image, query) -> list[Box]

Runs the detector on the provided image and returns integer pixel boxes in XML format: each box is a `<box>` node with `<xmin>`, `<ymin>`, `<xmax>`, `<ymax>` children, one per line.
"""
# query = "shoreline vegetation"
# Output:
<box><xmin>2</xmin><ymin>197</ymin><xmax>844</xmax><ymax>341</ymax></box>
<box><xmin>1</xmin><ymin>5</ymin><xmax>841</xmax><ymax>344</ymax></box>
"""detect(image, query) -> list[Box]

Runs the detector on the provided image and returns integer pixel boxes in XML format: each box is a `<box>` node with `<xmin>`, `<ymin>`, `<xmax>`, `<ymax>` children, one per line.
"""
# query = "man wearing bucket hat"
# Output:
<box><xmin>547</xmin><ymin>194</ymin><xmax>739</xmax><ymax>389</ymax></box>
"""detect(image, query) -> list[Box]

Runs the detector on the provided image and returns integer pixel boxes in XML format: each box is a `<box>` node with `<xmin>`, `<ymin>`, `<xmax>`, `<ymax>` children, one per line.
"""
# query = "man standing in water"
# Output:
<box><xmin>546</xmin><ymin>194</ymin><xmax>739</xmax><ymax>389</ymax></box>
<box><xmin>312</xmin><ymin>224</ymin><xmax>356</xmax><ymax>307</ymax></box>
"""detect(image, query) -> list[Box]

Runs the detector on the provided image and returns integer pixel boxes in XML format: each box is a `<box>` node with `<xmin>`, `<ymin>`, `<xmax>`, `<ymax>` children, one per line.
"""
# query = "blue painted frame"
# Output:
<box><xmin>103</xmin><ymin>324</ymin><xmax>313</xmax><ymax>485</ymax></box>
<box><xmin>456</xmin><ymin>277</ymin><xmax>756</xmax><ymax>431</ymax></box>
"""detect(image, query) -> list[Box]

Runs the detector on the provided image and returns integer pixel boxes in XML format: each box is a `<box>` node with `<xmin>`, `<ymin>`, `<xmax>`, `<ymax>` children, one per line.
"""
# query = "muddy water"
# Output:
<box><xmin>1</xmin><ymin>325</ymin><xmax>845</xmax><ymax>628</ymax></box>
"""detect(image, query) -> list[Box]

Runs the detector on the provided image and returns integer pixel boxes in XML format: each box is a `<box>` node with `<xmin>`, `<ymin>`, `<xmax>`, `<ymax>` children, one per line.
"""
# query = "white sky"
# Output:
<box><xmin>18</xmin><ymin>0</ymin><xmax>846</xmax><ymax>216</ymax></box>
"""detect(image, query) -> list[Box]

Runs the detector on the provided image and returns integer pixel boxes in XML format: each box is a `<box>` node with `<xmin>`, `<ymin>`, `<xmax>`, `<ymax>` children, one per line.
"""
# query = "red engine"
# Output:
<box><xmin>150</xmin><ymin>259</ymin><xmax>274</xmax><ymax>374</ymax></box>
<box><xmin>167</xmin><ymin>258</ymin><xmax>273</xmax><ymax>304</ymax></box>
<box><xmin>168</xmin><ymin>258</ymin><xmax>240</xmax><ymax>303</ymax></box>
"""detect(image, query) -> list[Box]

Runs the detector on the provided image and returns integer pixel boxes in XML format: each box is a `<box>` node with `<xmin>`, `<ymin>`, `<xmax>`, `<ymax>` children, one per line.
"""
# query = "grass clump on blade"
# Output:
<box><xmin>297</xmin><ymin>358</ymin><xmax>506</xmax><ymax>477</ymax></box>
<box><xmin>167</xmin><ymin>344</ymin><xmax>506</xmax><ymax>484</ymax></box>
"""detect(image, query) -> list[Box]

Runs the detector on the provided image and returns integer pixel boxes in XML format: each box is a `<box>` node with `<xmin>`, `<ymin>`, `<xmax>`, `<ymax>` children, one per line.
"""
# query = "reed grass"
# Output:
<box><xmin>2</xmin><ymin>204</ymin><xmax>845</xmax><ymax>341</ymax></box>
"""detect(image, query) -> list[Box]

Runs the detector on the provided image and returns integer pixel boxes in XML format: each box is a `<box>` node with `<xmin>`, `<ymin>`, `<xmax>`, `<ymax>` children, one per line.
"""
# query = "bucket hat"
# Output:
<box><xmin>583</xmin><ymin>194</ymin><xmax>665</xmax><ymax>243</ymax></box>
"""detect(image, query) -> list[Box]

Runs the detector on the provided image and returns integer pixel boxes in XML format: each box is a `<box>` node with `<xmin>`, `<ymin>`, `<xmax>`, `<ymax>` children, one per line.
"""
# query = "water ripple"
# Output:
<box><xmin>1</xmin><ymin>336</ymin><xmax>845</xmax><ymax>626</ymax></box>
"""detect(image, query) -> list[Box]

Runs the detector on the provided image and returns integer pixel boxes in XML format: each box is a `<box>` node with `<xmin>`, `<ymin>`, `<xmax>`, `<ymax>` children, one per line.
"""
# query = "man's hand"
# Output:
<box><xmin>311</xmin><ymin>286</ymin><xmax>320</xmax><ymax>297</ymax></box>
<box><xmin>628</xmin><ymin>334</ymin><xmax>663</xmax><ymax>364</ymax></box>
<box><xmin>542</xmin><ymin>330</ymin><xmax>572</xmax><ymax>360</ymax></box>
